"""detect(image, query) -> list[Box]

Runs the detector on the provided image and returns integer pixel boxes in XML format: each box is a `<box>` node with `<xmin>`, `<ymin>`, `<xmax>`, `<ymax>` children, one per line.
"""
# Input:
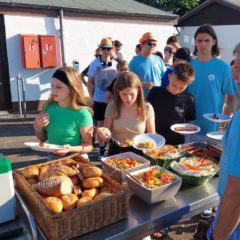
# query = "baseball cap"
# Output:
<box><xmin>139</xmin><ymin>32</ymin><xmax>157</xmax><ymax>44</ymax></box>
<box><xmin>99</xmin><ymin>38</ymin><xmax>113</xmax><ymax>48</ymax></box>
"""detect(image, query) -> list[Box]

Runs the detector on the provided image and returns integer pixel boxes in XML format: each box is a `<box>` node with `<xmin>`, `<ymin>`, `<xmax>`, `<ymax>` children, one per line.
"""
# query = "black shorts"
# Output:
<box><xmin>93</xmin><ymin>101</ymin><xmax>107</xmax><ymax>121</ymax></box>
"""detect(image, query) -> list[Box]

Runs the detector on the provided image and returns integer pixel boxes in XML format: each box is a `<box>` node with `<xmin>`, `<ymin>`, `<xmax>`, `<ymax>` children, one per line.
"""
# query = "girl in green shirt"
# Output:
<box><xmin>34</xmin><ymin>67</ymin><xmax>93</xmax><ymax>160</ymax></box>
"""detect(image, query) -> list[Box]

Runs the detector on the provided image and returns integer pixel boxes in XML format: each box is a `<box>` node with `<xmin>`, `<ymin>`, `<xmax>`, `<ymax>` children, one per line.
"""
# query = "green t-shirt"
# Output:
<box><xmin>44</xmin><ymin>103</ymin><xmax>93</xmax><ymax>146</ymax></box>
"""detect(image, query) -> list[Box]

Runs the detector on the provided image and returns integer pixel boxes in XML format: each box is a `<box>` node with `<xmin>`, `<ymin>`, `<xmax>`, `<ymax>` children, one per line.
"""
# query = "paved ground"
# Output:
<box><xmin>0</xmin><ymin>111</ymin><xmax>204</xmax><ymax>240</ymax></box>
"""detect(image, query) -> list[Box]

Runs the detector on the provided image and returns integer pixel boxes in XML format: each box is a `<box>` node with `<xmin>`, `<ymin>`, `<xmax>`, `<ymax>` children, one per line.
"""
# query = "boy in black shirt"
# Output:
<box><xmin>147</xmin><ymin>63</ymin><xmax>195</xmax><ymax>145</ymax></box>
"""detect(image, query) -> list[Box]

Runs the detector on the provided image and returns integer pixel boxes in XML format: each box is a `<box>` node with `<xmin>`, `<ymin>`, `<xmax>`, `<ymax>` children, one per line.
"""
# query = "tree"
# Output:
<box><xmin>136</xmin><ymin>0</ymin><xmax>207</xmax><ymax>16</ymax></box>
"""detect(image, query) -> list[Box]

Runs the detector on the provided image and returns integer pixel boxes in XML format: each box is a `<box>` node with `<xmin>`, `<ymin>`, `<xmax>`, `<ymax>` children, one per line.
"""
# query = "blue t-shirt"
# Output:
<box><xmin>189</xmin><ymin>57</ymin><xmax>235</xmax><ymax>134</ymax></box>
<box><xmin>218</xmin><ymin>110</ymin><xmax>240</xmax><ymax>197</ymax></box>
<box><xmin>161</xmin><ymin>67</ymin><xmax>173</xmax><ymax>87</ymax></box>
<box><xmin>129</xmin><ymin>55</ymin><xmax>166</xmax><ymax>97</ymax></box>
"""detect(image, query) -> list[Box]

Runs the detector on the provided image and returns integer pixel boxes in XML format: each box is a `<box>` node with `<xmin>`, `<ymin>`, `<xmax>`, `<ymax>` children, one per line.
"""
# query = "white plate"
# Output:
<box><xmin>206</xmin><ymin>131</ymin><xmax>224</xmax><ymax>141</ymax></box>
<box><xmin>133</xmin><ymin>133</ymin><xmax>165</xmax><ymax>151</ymax></box>
<box><xmin>24</xmin><ymin>142</ymin><xmax>65</xmax><ymax>152</ymax></box>
<box><xmin>170</xmin><ymin>123</ymin><xmax>200</xmax><ymax>135</ymax></box>
<box><xmin>203</xmin><ymin>113</ymin><xmax>231</xmax><ymax>123</ymax></box>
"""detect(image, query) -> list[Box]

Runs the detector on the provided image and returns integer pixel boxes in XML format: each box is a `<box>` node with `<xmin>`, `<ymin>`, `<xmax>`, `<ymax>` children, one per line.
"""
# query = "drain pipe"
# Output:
<box><xmin>59</xmin><ymin>9</ymin><xmax>66</xmax><ymax>67</ymax></box>
<box><xmin>16</xmin><ymin>73</ymin><xmax>27</xmax><ymax>119</ymax></box>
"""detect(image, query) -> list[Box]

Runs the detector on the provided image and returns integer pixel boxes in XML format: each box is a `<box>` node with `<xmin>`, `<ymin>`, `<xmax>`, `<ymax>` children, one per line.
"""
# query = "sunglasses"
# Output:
<box><xmin>101</xmin><ymin>47</ymin><xmax>112</xmax><ymax>51</ymax></box>
<box><xmin>144</xmin><ymin>42</ymin><xmax>157</xmax><ymax>47</ymax></box>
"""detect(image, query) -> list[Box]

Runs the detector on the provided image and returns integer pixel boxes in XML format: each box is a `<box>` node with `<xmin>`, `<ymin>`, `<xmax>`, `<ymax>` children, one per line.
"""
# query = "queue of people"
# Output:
<box><xmin>33</xmin><ymin>24</ymin><xmax>240</xmax><ymax>240</ymax></box>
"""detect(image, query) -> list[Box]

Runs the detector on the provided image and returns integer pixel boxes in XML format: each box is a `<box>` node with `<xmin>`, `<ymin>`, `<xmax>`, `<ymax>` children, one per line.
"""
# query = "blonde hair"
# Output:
<box><xmin>45</xmin><ymin>66</ymin><xmax>93</xmax><ymax>114</ymax></box>
<box><xmin>117</xmin><ymin>60</ymin><xmax>129</xmax><ymax>72</ymax></box>
<box><xmin>113</xmin><ymin>71</ymin><xmax>145</xmax><ymax>121</ymax></box>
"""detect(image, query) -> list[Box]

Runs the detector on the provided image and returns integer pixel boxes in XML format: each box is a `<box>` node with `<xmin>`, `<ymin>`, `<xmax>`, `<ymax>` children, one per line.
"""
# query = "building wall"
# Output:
<box><xmin>180</xmin><ymin>25</ymin><xmax>240</xmax><ymax>64</ymax></box>
<box><xmin>4</xmin><ymin>14</ymin><xmax>176</xmax><ymax>105</ymax></box>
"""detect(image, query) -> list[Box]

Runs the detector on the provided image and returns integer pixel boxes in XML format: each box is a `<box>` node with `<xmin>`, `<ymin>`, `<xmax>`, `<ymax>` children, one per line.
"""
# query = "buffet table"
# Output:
<box><xmin>7</xmin><ymin>176</ymin><xmax>219</xmax><ymax>240</ymax></box>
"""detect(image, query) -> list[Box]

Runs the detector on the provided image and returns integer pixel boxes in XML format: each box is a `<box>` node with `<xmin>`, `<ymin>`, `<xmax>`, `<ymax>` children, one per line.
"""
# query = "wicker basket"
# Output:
<box><xmin>14</xmin><ymin>155</ymin><xmax>129</xmax><ymax>240</ymax></box>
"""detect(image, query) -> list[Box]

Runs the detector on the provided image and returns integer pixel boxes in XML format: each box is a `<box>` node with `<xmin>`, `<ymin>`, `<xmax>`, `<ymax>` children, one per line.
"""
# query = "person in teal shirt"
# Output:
<box><xmin>188</xmin><ymin>24</ymin><xmax>237</xmax><ymax>135</ymax></box>
<box><xmin>206</xmin><ymin>46</ymin><xmax>240</xmax><ymax>240</ymax></box>
<box><xmin>129</xmin><ymin>32</ymin><xmax>166</xmax><ymax>97</ymax></box>
<box><xmin>34</xmin><ymin>67</ymin><xmax>93</xmax><ymax>160</ymax></box>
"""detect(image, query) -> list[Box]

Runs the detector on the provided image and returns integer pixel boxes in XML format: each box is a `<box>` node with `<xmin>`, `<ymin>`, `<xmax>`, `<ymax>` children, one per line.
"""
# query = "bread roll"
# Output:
<box><xmin>83</xmin><ymin>177</ymin><xmax>104</xmax><ymax>189</ymax></box>
<box><xmin>59</xmin><ymin>193</ymin><xmax>78</xmax><ymax>210</ymax></box>
<box><xmin>44</xmin><ymin>197</ymin><xmax>63</xmax><ymax>213</ymax></box>
<box><xmin>21</xmin><ymin>166</ymin><xmax>39</xmax><ymax>179</ymax></box>
<box><xmin>34</xmin><ymin>176</ymin><xmax>73</xmax><ymax>197</ymax></box>
<box><xmin>81</xmin><ymin>188</ymin><xmax>98</xmax><ymax>198</ymax></box>
<box><xmin>82</xmin><ymin>166</ymin><xmax>102</xmax><ymax>178</ymax></box>
<box><xmin>77</xmin><ymin>196</ymin><xmax>92</xmax><ymax>208</ymax></box>
<box><xmin>94</xmin><ymin>192</ymin><xmax>113</xmax><ymax>201</ymax></box>
<box><xmin>73</xmin><ymin>185</ymin><xmax>82</xmax><ymax>196</ymax></box>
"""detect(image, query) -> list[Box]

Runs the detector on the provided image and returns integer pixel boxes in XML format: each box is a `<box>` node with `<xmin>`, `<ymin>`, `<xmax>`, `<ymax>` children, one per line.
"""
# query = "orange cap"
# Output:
<box><xmin>139</xmin><ymin>32</ymin><xmax>157</xmax><ymax>44</ymax></box>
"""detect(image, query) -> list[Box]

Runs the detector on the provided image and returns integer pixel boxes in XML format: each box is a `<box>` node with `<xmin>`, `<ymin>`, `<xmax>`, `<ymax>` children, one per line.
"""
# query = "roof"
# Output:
<box><xmin>0</xmin><ymin>0</ymin><xmax>177</xmax><ymax>19</ymax></box>
<box><xmin>178</xmin><ymin>0</ymin><xmax>240</xmax><ymax>26</ymax></box>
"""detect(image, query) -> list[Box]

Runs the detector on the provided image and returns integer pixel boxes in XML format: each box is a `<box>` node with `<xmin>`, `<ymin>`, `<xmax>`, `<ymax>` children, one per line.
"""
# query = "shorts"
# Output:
<box><xmin>93</xmin><ymin>101</ymin><xmax>107</xmax><ymax>121</ymax></box>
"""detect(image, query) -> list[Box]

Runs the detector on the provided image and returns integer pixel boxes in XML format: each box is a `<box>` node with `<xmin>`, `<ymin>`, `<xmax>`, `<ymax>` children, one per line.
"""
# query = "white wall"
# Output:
<box><xmin>5</xmin><ymin>14</ymin><xmax>176</xmax><ymax>103</ymax></box>
<box><xmin>180</xmin><ymin>25</ymin><xmax>240</xmax><ymax>64</ymax></box>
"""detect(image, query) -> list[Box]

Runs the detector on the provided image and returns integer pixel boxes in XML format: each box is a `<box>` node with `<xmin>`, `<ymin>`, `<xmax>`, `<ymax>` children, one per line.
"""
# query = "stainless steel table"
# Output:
<box><xmin>73</xmin><ymin>177</ymin><xmax>219</xmax><ymax>240</ymax></box>
<box><xmin>6</xmin><ymin>177</ymin><xmax>219</xmax><ymax>240</ymax></box>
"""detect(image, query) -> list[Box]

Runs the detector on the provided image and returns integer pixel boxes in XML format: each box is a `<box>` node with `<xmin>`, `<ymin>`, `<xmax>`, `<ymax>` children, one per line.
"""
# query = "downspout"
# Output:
<box><xmin>59</xmin><ymin>9</ymin><xmax>66</xmax><ymax>66</ymax></box>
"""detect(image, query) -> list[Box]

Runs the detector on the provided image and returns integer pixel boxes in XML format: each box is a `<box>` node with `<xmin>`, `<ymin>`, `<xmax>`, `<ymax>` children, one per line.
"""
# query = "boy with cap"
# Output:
<box><xmin>87</xmin><ymin>38</ymin><xmax>118</xmax><ymax>159</ymax></box>
<box><xmin>147</xmin><ymin>62</ymin><xmax>196</xmax><ymax>145</ymax></box>
<box><xmin>161</xmin><ymin>47</ymin><xmax>191</xmax><ymax>87</ymax></box>
<box><xmin>129</xmin><ymin>32</ymin><xmax>166</xmax><ymax>97</ymax></box>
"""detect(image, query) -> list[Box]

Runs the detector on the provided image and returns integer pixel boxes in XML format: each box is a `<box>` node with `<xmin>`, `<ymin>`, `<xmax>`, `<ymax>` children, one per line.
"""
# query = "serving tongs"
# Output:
<box><xmin>92</xmin><ymin>126</ymin><xmax>130</xmax><ymax>148</ymax></box>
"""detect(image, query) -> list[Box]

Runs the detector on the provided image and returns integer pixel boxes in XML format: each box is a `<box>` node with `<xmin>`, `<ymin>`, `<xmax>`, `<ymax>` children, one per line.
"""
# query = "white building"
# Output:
<box><xmin>0</xmin><ymin>0</ymin><xmax>178</xmax><ymax>111</ymax></box>
<box><xmin>178</xmin><ymin>0</ymin><xmax>240</xmax><ymax>64</ymax></box>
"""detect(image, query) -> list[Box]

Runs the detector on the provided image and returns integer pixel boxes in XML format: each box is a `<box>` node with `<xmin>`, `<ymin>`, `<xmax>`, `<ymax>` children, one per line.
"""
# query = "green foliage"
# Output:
<box><xmin>135</xmin><ymin>0</ymin><xmax>207</xmax><ymax>16</ymax></box>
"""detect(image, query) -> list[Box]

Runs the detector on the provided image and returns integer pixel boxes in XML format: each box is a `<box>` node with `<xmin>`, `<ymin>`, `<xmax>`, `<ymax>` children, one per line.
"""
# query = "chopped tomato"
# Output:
<box><xmin>183</xmin><ymin>163</ymin><xmax>200</xmax><ymax>170</ymax></box>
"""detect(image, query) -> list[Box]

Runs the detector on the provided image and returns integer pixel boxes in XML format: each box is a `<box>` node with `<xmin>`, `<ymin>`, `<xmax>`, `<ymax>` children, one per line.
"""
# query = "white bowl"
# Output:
<box><xmin>101</xmin><ymin>152</ymin><xmax>150</xmax><ymax>183</ymax></box>
<box><xmin>133</xmin><ymin>133</ymin><xmax>165</xmax><ymax>151</ymax></box>
<box><xmin>126</xmin><ymin>166</ymin><xmax>182</xmax><ymax>204</ymax></box>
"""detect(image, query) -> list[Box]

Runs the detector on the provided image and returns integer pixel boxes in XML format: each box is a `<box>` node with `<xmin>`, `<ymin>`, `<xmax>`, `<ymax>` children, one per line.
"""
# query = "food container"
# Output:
<box><xmin>14</xmin><ymin>154</ymin><xmax>129</xmax><ymax>240</ymax></box>
<box><xmin>144</xmin><ymin>144</ymin><xmax>184</xmax><ymax>166</ymax></box>
<box><xmin>101</xmin><ymin>152</ymin><xmax>150</xmax><ymax>183</ymax></box>
<box><xmin>170</xmin><ymin>156</ymin><xmax>219</xmax><ymax>186</ymax></box>
<box><xmin>179</xmin><ymin>141</ymin><xmax>222</xmax><ymax>164</ymax></box>
<box><xmin>0</xmin><ymin>154</ymin><xmax>16</xmax><ymax>223</ymax></box>
<box><xmin>126</xmin><ymin>166</ymin><xmax>182</xmax><ymax>204</ymax></box>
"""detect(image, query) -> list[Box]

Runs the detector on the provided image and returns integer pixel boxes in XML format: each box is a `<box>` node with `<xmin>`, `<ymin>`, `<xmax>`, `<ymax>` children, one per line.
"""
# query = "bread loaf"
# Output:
<box><xmin>34</xmin><ymin>176</ymin><xmax>73</xmax><ymax>197</ymax></box>
<box><xmin>59</xmin><ymin>193</ymin><xmax>78</xmax><ymax>210</ymax></box>
<box><xmin>27</xmin><ymin>178</ymin><xmax>38</xmax><ymax>185</ymax></box>
<box><xmin>83</xmin><ymin>177</ymin><xmax>104</xmax><ymax>189</ymax></box>
<box><xmin>94</xmin><ymin>192</ymin><xmax>113</xmax><ymax>201</ymax></box>
<box><xmin>21</xmin><ymin>166</ymin><xmax>39</xmax><ymax>179</ymax></box>
<box><xmin>44</xmin><ymin>197</ymin><xmax>63</xmax><ymax>213</ymax></box>
<box><xmin>82</xmin><ymin>166</ymin><xmax>102</xmax><ymax>178</ymax></box>
<box><xmin>77</xmin><ymin>196</ymin><xmax>92</xmax><ymax>207</ymax></box>
<box><xmin>39</xmin><ymin>165</ymin><xmax>76</xmax><ymax>180</ymax></box>
<box><xmin>81</xmin><ymin>188</ymin><xmax>98</xmax><ymax>198</ymax></box>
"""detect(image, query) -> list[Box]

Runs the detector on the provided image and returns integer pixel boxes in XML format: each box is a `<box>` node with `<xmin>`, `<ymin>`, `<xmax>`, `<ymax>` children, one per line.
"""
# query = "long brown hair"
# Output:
<box><xmin>45</xmin><ymin>66</ymin><xmax>93</xmax><ymax>114</ymax></box>
<box><xmin>113</xmin><ymin>71</ymin><xmax>145</xmax><ymax>121</ymax></box>
<box><xmin>193</xmin><ymin>24</ymin><xmax>220</xmax><ymax>57</ymax></box>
